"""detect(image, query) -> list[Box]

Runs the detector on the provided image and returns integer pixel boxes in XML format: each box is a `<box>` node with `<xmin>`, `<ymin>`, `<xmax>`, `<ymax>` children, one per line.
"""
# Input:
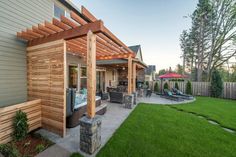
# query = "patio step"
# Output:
<box><xmin>96</xmin><ymin>103</ymin><xmax>107</xmax><ymax>115</ymax></box>
<box><xmin>84</xmin><ymin>103</ymin><xmax>107</xmax><ymax>116</ymax></box>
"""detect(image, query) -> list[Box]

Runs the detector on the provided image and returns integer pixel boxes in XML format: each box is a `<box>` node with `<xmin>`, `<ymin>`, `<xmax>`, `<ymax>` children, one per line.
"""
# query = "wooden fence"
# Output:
<box><xmin>153</xmin><ymin>81</ymin><xmax>236</xmax><ymax>100</ymax></box>
<box><xmin>0</xmin><ymin>99</ymin><xmax>42</xmax><ymax>144</ymax></box>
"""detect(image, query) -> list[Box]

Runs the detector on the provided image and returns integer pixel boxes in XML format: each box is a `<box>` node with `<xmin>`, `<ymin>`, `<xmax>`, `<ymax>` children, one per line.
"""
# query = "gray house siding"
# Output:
<box><xmin>0</xmin><ymin>0</ymin><xmax>55</xmax><ymax>107</ymax></box>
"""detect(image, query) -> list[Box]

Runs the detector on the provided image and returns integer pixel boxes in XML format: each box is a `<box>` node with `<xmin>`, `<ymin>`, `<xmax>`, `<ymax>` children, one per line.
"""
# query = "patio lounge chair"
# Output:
<box><xmin>161</xmin><ymin>89</ymin><xmax>184</xmax><ymax>101</ymax></box>
<box><xmin>172</xmin><ymin>88</ymin><xmax>194</xmax><ymax>100</ymax></box>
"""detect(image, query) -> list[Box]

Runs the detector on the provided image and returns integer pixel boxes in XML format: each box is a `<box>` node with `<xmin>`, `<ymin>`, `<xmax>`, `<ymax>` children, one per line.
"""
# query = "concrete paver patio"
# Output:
<box><xmin>36</xmin><ymin>94</ymin><xmax>195</xmax><ymax>157</ymax></box>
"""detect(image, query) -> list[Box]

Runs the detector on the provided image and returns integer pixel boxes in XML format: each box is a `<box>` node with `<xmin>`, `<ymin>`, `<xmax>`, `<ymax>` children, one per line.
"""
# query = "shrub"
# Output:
<box><xmin>0</xmin><ymin>144</ymin><xmax>19</xmax><ymax>157</ymax></box>
<box><xmin>163</xmin><ymin>82</ymin><xmax>169</xmax><ymax>89</ymax></box>
<box><xmin>211</xmin><ymin>69</ymin><xmax>223</xmax><ymax>97</ymax></box>
<box><xmin>154</xmin><ymin>82</ymin><xmax>159</xmax><ymax>93</ymax></box>
<box><xmin>174</xmin><ymin>82</ymin><xmax>179</xmax><ymax>90</ymax></box>
<box><xmin>35</xmin><ymin>144</ymin><xmax>45</xmax><ymax>153</ymax></box>
<box><xmin>185</xmin><ymin>81</ymin><xmax>192</xmax><ymax>95</ymax></box>
<box><xmin>13</xmin><ymin>110</ymin><xmax>29</xmax><ymax>141</ymax></box>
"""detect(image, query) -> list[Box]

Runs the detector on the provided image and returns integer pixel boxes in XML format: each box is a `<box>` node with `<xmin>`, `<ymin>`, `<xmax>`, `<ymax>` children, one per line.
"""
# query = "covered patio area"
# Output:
<box><xmin>16</xmin><ymin>6</ymin><xmax>145</xmax><ymax>154</ymax></box>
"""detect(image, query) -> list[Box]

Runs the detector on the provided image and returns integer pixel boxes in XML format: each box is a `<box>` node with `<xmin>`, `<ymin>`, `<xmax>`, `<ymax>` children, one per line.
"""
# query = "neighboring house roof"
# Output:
<box><xmin>128</xmin><ymin>45</ymin><xmax>143</xmax><ymax>61</ymax></box>
<box><xmin>129</xmin><ymin>45</ymin><xmax>140</xmax><ymax>54</ymax></box>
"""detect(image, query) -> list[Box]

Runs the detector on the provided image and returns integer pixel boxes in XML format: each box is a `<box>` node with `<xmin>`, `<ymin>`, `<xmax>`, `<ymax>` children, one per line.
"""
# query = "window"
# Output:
<box><xmin>69</xmin><ymin>65</ymin><xmax>78</xmax><ymax>88</ymax></box>
<box><xmin>80</xmin><ymin>66</ymin><xmax>87</xmax><ymax>89</ymax></box>
<box><xmin>80</xmin><ymin>67</ymin><xmax>87</xmax><ymax>78</ymax></box>
<box><xmin>54</xmin><ymin>4</ymin><xmax>65</xmax><ymax>18</ymax></box>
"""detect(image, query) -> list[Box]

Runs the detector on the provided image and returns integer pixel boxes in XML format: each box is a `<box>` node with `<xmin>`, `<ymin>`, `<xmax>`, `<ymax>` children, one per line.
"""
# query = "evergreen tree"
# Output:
<box><xmin>174</xmin><ymin>82</ymin><xmax>179</xmax><ymax>90</ymax></box>
<box><xmin>154</xmin><ymin>82</ymin><xmax>159</xmax><ymax>93</ymax></box>
<box><xmin>186</xmin><ymin>81</ymin><xmax>192</xmax><ymax>95</ymax></box>
<box><xmin>210</xmin><ymin>69</ymin><xmax>223</xmax><ymax>97</ymax></box>
<box><xmin>180</xmin><ymin>0</ymin><xmax>236</xmax><ymax>81</ymax></box>
<box><xmin>163</xmin><ymin>82</ymin><xmax>169</xmax><ymax>90</ymax></box>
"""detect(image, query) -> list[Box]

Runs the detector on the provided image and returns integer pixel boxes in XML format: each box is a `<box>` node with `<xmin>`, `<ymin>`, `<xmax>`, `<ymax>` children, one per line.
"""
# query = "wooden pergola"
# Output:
<box><xmin>17</xmin><ymin>7</ymin><xmax>140</xmax><ymax>137</ymax></box>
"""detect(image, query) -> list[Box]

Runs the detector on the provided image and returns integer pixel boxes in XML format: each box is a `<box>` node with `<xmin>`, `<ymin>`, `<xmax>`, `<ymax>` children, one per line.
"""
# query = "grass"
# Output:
<box><xmin>173</xmin><ymin>96</ymin><xmax>236</xmax><ymax>130</ymax></box>
<box><xmin>97</xmin><ymin>103</ymin><xmax>236</xmax><ymax>157</ymax></box>
<box><xmin>70</xmin><ymin>152</ymin><xmax>83</xmax><ymax>157</ymax></box>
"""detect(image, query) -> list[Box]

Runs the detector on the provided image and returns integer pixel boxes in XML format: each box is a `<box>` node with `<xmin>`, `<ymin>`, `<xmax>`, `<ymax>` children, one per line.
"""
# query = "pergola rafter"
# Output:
<box><xmin>16</xmin><ymin>6</ymin><xmax>145</xmax><ymax>139</ymax></box>
<box><xmin>17</xmin><ymin>10</ymin><xmax>135</xmax><ymax>60</ymax></box>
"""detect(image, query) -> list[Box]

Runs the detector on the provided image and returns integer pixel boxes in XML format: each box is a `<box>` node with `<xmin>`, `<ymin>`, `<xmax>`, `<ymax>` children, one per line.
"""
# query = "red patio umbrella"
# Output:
<box><xmin>158</xmin><ymin>72</ymin><xmax>187</xmax><ymax>93</ymax></box>
<box><xmin>159</xmin><ymin>72</ymin><xmax>187</xmax><ymax>79</ymax></box>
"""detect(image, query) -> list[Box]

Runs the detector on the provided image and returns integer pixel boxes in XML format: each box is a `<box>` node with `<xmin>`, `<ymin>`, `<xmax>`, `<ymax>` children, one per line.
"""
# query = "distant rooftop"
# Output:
<box><xmin>128</xmin><ymin>45</ymin><xmax>141</xmax><ymax>54</ymax></box>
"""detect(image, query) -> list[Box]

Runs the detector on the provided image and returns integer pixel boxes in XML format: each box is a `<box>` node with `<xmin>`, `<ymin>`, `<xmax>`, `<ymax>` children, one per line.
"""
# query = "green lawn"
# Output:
<box><xmin>174</xmin><ymin>97</ymin><xmax>236</xmax><ymax>130</ymax></box>
<box><xmin>97</xmin><ymin>103</ymin><xmax>236</xmax><ymax>157</ymax></box>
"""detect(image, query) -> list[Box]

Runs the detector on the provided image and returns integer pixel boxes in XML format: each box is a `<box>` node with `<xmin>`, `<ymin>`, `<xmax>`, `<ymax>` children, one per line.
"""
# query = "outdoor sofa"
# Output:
<box><xmin>109</xmin><ymin>91</ymin><xmax>124</xmax><ymax>104</ymax></box>
<box><xmin>66</xmin><ymin>88</ymin><xmax>107</xmax><ymax>128</ymax></box>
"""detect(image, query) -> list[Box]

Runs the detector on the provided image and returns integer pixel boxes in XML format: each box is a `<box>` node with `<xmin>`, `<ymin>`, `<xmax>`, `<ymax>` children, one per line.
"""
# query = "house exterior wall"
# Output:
<box><xmin>105</xmin><ymin>69</ymin><xmax>118</xmax><ymax>88</ymax></box>
<box><xmin>0</xmin><ymin>0</ymin><xmax>73</xmax><ymax>107</ymax></box>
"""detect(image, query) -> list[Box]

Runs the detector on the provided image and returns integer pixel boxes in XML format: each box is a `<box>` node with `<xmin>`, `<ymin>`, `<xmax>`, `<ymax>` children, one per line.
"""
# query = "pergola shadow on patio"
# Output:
<box><xmin>36</xmin><ymin>101</ymin><xmax>137</xmax><ymax>157</ymax></box>
<box><xmin>17</xmin><ymin>6</ymin><xmax>143</xmax><ymax>154</ymax></box>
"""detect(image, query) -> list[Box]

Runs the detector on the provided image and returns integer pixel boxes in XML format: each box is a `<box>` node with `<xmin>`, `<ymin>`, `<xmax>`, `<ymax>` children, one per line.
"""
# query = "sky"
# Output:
<box><xmin>73</xmin><ymin>0</ymin><xmax>198</xmax><ymax>71</ymax></box>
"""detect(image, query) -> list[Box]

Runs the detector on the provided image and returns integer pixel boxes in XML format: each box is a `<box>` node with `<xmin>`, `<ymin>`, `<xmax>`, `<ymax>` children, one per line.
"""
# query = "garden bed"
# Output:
<box><xmin>0</xmin><ymin>132</ymin><xmax>54</xmax><ymax>157</ymax></box>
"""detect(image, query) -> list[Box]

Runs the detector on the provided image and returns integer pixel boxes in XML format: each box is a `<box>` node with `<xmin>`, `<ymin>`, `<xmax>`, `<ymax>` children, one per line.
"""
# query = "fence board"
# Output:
<box><xmin>27</xmin><ymin>40</ymin><xmax>66</xmax><ymax>137</ymax></box>
<box><xmin>153</xmin><ymin>81</ymin><xmax>236</xmax><ymax>100</ymax></box>
<box><xmin>0</xmin><ymin>99</ymin><xmax>41</xmax><ymax>144</ymax></box>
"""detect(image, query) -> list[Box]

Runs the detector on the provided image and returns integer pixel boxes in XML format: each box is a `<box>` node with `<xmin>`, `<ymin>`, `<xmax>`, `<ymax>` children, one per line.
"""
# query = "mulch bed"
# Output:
<box><xmin>9</xmin><ymin>132</ymin><xmax>54</xmax><ymax>157</ymax></box>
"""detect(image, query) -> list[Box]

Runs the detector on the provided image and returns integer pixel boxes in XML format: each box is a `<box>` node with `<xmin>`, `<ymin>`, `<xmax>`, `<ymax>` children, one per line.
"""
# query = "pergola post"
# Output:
<box><xmin>128</xmin><ymin>55</ymin><xmax>132</xmax><ymax>95</ymax></box>
<box><xmin>132</xmin><ymin>63</ymin><xmax>137</xmax><ymax>92</ymax></box>
<box><xmin>86</xmin><ymin>30</ymin><xmax>96</xmax><ymax>118</ymax></box>
<box><xmin>79</xmin><ymin>30</ymin><xmax>102</xmax><ymax>154</ymax></box>
<box><xmin>124</xmin><ymin>55</ymin><xmax>134</xmax><ymax>109</ymax></box>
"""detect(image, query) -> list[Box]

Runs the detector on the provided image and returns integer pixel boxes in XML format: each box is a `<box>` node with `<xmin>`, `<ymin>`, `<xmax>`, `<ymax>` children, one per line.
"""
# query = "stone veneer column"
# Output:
<box><xmin>124</xmin><ymin>94</ymin><xmax>134</xmax><ymax>109</ymax></box>
<box><xmin>79</xmin><ymin>115</ymin><xmax>102</xmax><ymax>154</ymax></box>
<box><xmin>133</xmin><ymin>92</ymin><xmax>137</xmax><ymax>105</ymax></box>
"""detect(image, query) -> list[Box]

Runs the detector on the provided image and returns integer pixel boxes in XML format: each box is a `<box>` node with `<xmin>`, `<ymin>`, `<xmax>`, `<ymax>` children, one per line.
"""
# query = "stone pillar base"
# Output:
<box><xmin>132</xmin><ymin>92</ymin><xmax>137</xmax><ymax>105</ymax></box>
<box><xmin>124</xmin><ymin>94</ymin><xmax>134</xmax><ymax>109</ymax></box>
<box><xmin>79</xmin><ymin>115</ymin><xmax>102</xmax><ymax>154</ymax></box>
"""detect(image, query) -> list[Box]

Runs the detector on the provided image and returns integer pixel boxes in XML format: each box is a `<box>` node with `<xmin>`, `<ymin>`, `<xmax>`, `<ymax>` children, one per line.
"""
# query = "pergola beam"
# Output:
<box><xmin>28</xmin><ymin>20</ymin><xmax>104</xmax><ymax>47</ymax></box>
<box><xmin>79</xmin><ymin>7</ymin><xmax>134</xmax><ymax>54</ymax></box>
<box><xmin>70</xmin><ymin>11</ymin><xmax>127</xmax><ymax>55</ymax></box>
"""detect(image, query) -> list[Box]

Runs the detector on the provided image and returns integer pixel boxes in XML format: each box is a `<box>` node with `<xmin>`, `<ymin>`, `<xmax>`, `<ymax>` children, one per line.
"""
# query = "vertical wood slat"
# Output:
<box><xmin>86</xmin><ymin>31</ymin><xmax>96</xmax><ymax>118</ymax></box>
<box><xmin>0</xmin><ymin>99</ymin><xmax>42</xmax><ymax>144</ymax></box>
<box><xmin>27</xmin><ymin>40</ymin><xmax>66</xmax><ymax>137</ymax></box>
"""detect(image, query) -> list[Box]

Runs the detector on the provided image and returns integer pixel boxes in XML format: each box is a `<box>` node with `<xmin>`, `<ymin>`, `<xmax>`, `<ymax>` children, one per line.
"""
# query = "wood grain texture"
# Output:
<box><xmin>86</xmin><ymin>31</ymin><xmax>96</xmax><ymax>118</ymax></box>
<box><xmin>0</xmin><ymin>99</ymin><xmax>42</xmax><ymax>144</ymax></box>
<box><xmin>133</xmin><ymin>63</ymin><xmax>137</xmax><ymax>92</ymax></box>
<box><xmin>128</xmin><ymin>56</ymin><xmax>132</xmax><ymax>94</ymax></box>
<box><xmin>27</xmin><ymin>40</ymin><xmax>66</xmax><ymax>137</ymax></box>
